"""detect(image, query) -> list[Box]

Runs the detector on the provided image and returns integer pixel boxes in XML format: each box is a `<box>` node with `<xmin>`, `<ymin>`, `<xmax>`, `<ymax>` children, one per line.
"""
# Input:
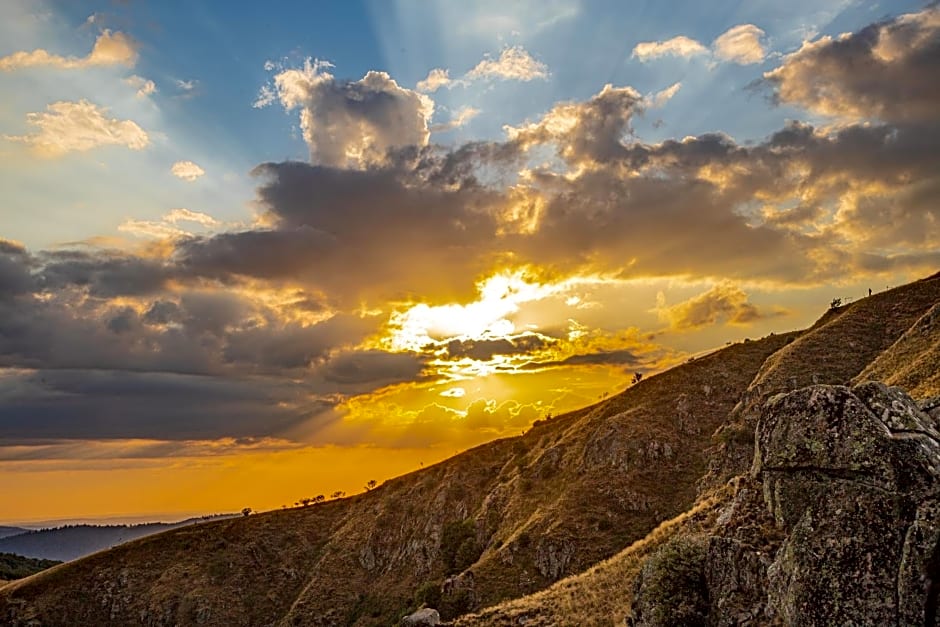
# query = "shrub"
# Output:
<box><xmin>441</xmin><ymin>520</ymin><xmax>479</xmax><ymax>574</ymax></box>
<box><xmin>713</xmin><ymin>422</ymin><xmax>754</xmax><ymax>446</ymax></box>
<box><xmin>439</xmin><ymin>588</ymin><xmax>475</xmax><ymax>621</ymax></box>
<box><xmin>414</xmin><ymin>580</ymin><xmax>442</xmax><ymax>609</ymax></box>
<box><xmin>632</xmin><ymin>535</ymin><xmax>709</xmax><ymax>626</ymax></box>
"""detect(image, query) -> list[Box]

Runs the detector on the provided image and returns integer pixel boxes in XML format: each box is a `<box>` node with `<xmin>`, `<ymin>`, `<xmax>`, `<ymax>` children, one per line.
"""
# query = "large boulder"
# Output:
<box><xmin>632</xmin><ymin>383</ymin><xmax>940</xmax><ymax>626</ymax></box>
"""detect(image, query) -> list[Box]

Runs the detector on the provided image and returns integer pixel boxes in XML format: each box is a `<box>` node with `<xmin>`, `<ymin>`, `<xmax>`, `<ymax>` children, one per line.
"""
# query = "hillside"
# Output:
<box><xmin>0</xmin><ymin>528</ymin><xmax>27</xmax><ymax>541</ymax></box>
<box><xmin>703</xmin><ymin>273</ymin><xmax>940</xmax><ymax>489</ymax></box>
<box><xmin>855</xmin><ymin>301</ymin><xmax>940</xmax><ymax>398</ymax></box>
<box><xmin>0</xmin><ymin>328</ymin><xmax>794</xmax><ymax>625</ymax></box>
<box><xmin>0</xmin><ymin>516</ymin><xmax>237</xmax><ymax>562</ymax></box>
<box><xmin>0</xmin><ymin>553</ymin><xmax>60</xmax><ymax>582</ymax></box>
<box><xmin>457</xmin><ymin>275</ymin><xmax>940</xmax><ymax>625</ymax></box>
<box><xmin>0</xmin><ymin>273</ymin><xmax>937</xmax><ymax>626</ymax></box>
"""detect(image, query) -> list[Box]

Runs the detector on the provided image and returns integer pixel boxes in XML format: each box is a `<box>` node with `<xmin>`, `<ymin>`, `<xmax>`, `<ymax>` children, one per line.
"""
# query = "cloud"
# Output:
<box><xmin>655</xmin><ymin>283</ymin><xmax>784</xmax><ymax>330</ymax></box>
<box><xmin>125</xmin><ymin>74</ymin><xmax>156</xmax><ymax>98</ymax></box>
<box><xmin>442</xmin><ymin>333</ymin><xmax>553</xmax><ymax>361</ymax></box>
<box><xmin>321</xmin><ymin>350</ymin><xmax>427</xmax><ymax>385</ymax></box>
<box><xmin>5</xmin><ymin>100</ymin><xmax>149</xmax><ymax>157</ymax></box>
<box><xmin>763</xmin><ymin>7</ymin><xmax>940</xmax><ymax>122</ymax></box>
<box><xmin>3</xmin><ymin>8</ymin><xmax>939</xmax><ymax>453</ymax></box>
<box><xmin>175</xmin><ymin>79</ymin><xmax>198</xmax><ymax>92</ymax></box>
<box><xmin>0</xmin><ymin>368</ymin><xmax>328</xmax><ymax>441</ymax></box>
<box><xmin>464</xmin><ymin>45</ymin><xmax>549</xmax><ymax>82</ymax></box>
<box><xmin>117</xmin><ymin>220</ymin><xmax>186</xmax><ymax>240</ymax></box>
<box><xmin>647</xmin><ymin>82</ymin><xmax>681</xmax><ymax>108</ymax></box>
<box><xmin>417</xmin><ymin>68</ymin><xmax>452</xmax><ymax>93</ymax></box>
<box><xmin>631</xmin><ymin>35</ymin><xmax>708</xmax><ymax>60</ymax></box>
<box><xmin>171</xmin><ymin>160</ymin><xmax>206</xmax><ymax>181</ymax></box>
<box><xmin>257</xmin><ymin>59</ymin><xmax>434</xmax><ymax>168</ymax></box>
<box><xmin>164</xmin><ymin>208</ymin><xmax>217</xmax><ymax>226</ymax></box>
<box><xmin>713</xmin><ymin>24</ymin><xmax>767</xmax><ymax>64</ymax></box>
<box><xmin>430</xmin><ymin>106</ymin><xmax>481</xmax><ymax>133</ymax></box>
<box><xmin>632</xmin><ymin>24</ymin><xmax>766</xmax><ymax>65</ymax></box>
<box><xmin>0</xmin><ymin>30</ymin><xmax>137</xmax><ymax>72</ymax></box>
<box><xmin>417</xmin><ymin>45</ymin><xmax>548</xmax><ymax>94</ymax></box>
<box><xmin>118</xmin><ymin>208</ymin><xmax>218</xmax><ymax>240</ymax></box>
<box><xmin>505</xmin><ymin>83</ymin><xmax>644</xmax><ymax>164</ymax></box>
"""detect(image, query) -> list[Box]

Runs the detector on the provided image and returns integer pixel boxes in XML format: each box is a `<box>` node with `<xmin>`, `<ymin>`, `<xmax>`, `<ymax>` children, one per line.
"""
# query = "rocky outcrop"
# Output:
<box><xmin>401</xmin><ymin>607</ymin><xmax>441</xmax><ymax>625</ymax></box>
<box><xmin>632</xmin><ymin>382</ymin><xmax>940</xmax><ymax>626</ymax></box>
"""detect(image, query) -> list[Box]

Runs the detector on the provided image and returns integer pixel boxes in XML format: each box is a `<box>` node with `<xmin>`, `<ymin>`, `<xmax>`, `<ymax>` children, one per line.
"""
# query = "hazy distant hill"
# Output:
<box><xmin>0</xmin><ymin>527</ymin><xmax>28</xmax><ymax>540</ymax></box>
<box><xmin>0</xmin><ymin>515</ymin><xmax>236</xmax><ymax>562</ymax></box>
<box><xmin>0</xmin><ymin>553</ymin><xmax>60</xmax><ymax>582</ymax></box>
<box><xmin>0</xmin><ymin>273</ymin><xmax>937</xmax><ymax>626</ymax></box>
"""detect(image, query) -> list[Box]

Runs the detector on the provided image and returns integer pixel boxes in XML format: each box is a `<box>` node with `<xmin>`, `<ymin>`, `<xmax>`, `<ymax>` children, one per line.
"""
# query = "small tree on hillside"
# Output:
<box><xmin>330</xmin><ymin>491</ymin><xmax>346</xmax><ymax>500</ymax></box>
<box><xmin>365</xmin><ymin>479</ymin><xmax>378</xmax><ymax>491</ymax></box>
<box><xmin>241</xmin><ymin>507</ymin><xmax>252</xmax><ymax>517</ymax></box>
<box><xmin>632</xmin><ymin>372</ymin><xmax>644</xmax><ymax>385</ymax></box>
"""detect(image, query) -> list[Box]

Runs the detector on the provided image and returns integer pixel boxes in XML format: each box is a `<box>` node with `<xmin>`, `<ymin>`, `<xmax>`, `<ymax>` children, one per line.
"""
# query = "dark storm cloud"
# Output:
<box><xmin>222</xmin><ymin>314</ymin><xmax>377</xmax><ymax>371</ymax></box>
<box><xmin>0</xmin><ymin>368</ymin><xmax>331</xmax><ymax>440</ymax></box>
<box><xmin>38</xmin><ymin>249</ymin><xmax>172</xmax><ymax>297</ymax></box>
<box><xmin>176</xmin><ymin>161</ymin><xmax>507</xmax><ymax>304</ymax></box>
<box><xmin>442</xmin><ymin>333</ymin><xmax>553</xmax><ymax>361</ymax></box>
<box><xmin>520</xmin><ymin>348</ymin><xmax>641</xmax><ymax>370</ymax></box>
<box><xmin>321</xmin><ymin>350</ymin><xmax>428</xmax><ymax>385</ymax></box>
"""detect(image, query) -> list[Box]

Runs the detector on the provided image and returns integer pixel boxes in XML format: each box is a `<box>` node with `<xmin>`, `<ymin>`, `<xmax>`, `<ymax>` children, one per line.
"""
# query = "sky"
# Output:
<box><xmin>0</xmin><ymin>0</ymin><xmax>938</xmax><ymax>523</ymax></box>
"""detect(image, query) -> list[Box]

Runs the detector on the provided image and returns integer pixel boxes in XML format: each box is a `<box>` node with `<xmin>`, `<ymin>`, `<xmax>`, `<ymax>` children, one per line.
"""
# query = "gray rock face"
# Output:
<box><xmin>632</xmin><ymin>382</ymin><xmax>940</xmax><ymax>626</ymax></box>
<box><xmin>753</xmin><ymin>383</ymin><xmax>940</xmax><ymax>626</ymax></box>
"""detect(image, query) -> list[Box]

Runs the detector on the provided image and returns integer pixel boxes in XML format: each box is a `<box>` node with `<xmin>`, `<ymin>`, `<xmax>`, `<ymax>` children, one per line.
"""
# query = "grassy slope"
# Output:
<box><xmin>703</xmin><ymin>273</ymin><xmax>940</xmax><ymax>489</ymax></box>
<box><xmin>455</xmin><ymin>490</ymin><xmax>731</xmax><ymax>627</ymax></box>
<box><xmin>0</xmin><ymin>332</ymin><xmax>793</xmax><ymax>626</ymax></box>
<box><xmin>855</xmin><ymin>301</ymin><xmax>940</xmax><ymax>398</ymax></box>
<box><xmin>461</xmin><ymin>273</ymin><xmax>940</xmax><ymax>626</ymax></box>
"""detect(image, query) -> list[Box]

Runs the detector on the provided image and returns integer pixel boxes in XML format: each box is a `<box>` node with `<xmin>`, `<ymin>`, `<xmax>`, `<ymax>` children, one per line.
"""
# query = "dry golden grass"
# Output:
<box><xmin>855</xmin><ymin>302</ymin><xmax>940</xmax><ymax>398</ymax></box>
<box><xmin>456</xmin><ymin>489</ymin><xmax>731</xmax><ymax>627</ymax></box>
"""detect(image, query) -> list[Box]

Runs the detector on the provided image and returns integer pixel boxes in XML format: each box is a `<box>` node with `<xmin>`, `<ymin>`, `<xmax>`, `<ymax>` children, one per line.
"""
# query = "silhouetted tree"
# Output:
<box><xmin>632</xmin><ymin>372</ymin><xmax>643</xmax><ymax>385</ymax></box>
<box><xmin>313</xmin><ymin>494</ymin><xmax>325</xmax><ymax>504</ymax></box>
<box><xmin>241</xmin><ymin>507</ymin><xmax>252</xmax><ymax>517</ymax></box>
<box><xmin>365</xmin><ymin>479</ymin><xmax>377</xmax><ymax>491</ymax></box>
<box><xmin>330</xmin><ymin>491</ymin><xmax>346</xmax><ymax>500</ymax></box>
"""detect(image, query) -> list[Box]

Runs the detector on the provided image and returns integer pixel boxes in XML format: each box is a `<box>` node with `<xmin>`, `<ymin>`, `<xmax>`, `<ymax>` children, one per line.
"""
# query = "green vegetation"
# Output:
<box><xmin>414</xmin><ymin>580</ymin><xmax>442</xmax><ymax>609</ymax></box>
<box><xmin>441</xmin><ymin>520</ymin><xmax>481</xmax><ymax>574</ymax></box>
<box><xmin>440</xmin><ymin>587</ymin><xmax>476</xmax><ymax>621</ymax></box>
<box><xmin>636</xmin><ymin>536</ymin><xmax>709</xmax><ymax>626</ymax></box>
<box><xmin>0</xmin><ymin>552</ymin><xmax>61</xmax><ymax>581</ymax></box>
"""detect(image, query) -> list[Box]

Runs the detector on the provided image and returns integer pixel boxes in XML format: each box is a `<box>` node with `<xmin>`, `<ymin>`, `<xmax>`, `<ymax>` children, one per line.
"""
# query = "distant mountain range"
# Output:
<box><xmin>0</xmin><ymin>527</ymin><xmax>28</xmax><ymax>540</ymax></box>
<box><xmin>0</xmin><ymin>515</ymin><xmax>236</xmax><ymax>562</ymax></box>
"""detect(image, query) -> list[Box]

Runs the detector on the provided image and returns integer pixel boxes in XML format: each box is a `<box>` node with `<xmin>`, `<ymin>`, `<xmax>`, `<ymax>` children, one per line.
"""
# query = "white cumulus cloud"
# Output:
<box><xmin>171</xmin><ymin>160</ymin><xmax>206</xmax><ymax>181</ymax></box>
<box><xmin>713</xmin><ymin>24</ymin><xmax>767</xmax><ymax>64</ymax></box>
<box><xmin>256</xmin><ymin>58</ymin><xmax>434</xmax><ymax>168</ymax></box>
<box><xmin>0</xmin><ymin>30</ymin><xmax>137</xmax><ymax>72</ymax></box>
<box><xmin>632</xmin><ymin>36</ymin><xmax>708</xmax><ymax>60</ymax></box>
<box><xmin>465</xmin><ymin>45</ymin><xmax>549</xmax><ymax>82</ymax></box>
<box><xmin>5</xmin><ymin>100</ymin><xmax>149</xmax><ymax>157</ymax></box>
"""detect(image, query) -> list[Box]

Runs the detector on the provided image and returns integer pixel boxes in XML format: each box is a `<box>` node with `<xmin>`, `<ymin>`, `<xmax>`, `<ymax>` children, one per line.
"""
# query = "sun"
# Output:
<box><xmin>384</xmin><ymin>269</ymin><xmax>560</xmax><ymax>352</ymax></box>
